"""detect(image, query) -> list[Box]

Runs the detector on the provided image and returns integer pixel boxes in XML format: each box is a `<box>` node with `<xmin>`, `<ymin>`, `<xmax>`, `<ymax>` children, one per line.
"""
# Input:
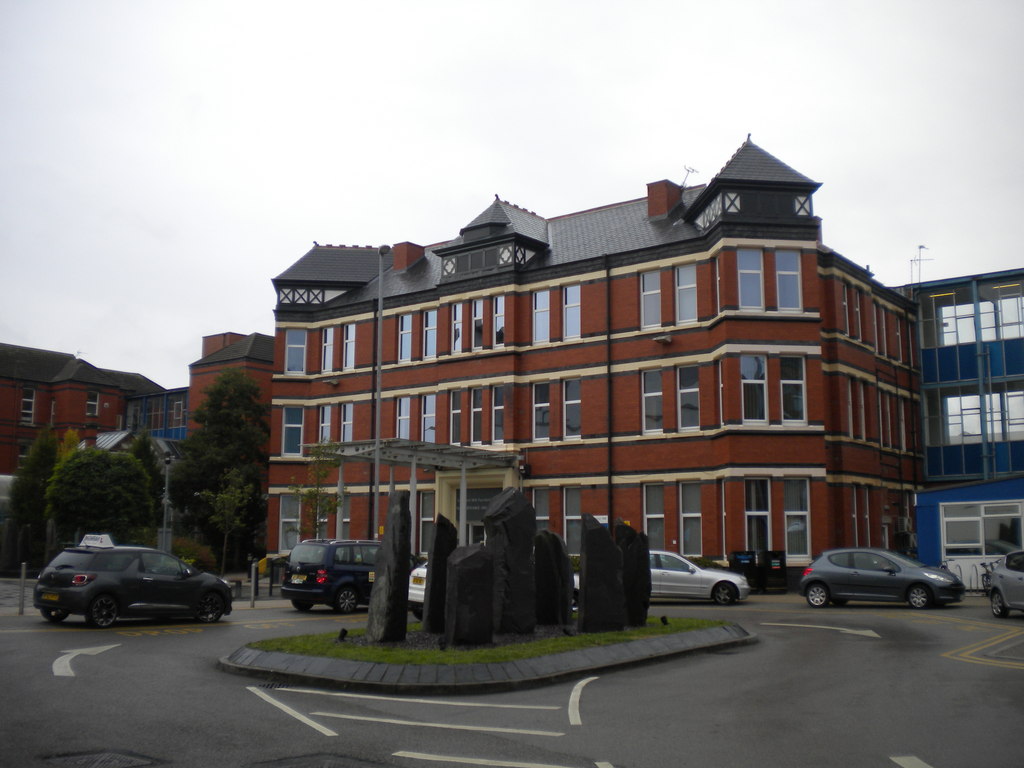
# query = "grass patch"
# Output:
<box><xmin>249</xmin><ymin>616</ymin><xmax>723</xmax><ymax>665</ymax></box>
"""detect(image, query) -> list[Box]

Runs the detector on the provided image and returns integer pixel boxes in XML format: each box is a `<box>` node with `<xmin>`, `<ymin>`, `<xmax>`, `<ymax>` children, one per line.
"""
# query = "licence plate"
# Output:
<box><xmin>369</xmin><ymin>571</ymin><xmax>375</xmax><ymax>583</ymax></box>
<box><xmin>290</xmin><ymin>575</ymin><xmax>306</xmax><ymax>584</ymax></box>
<box><xmin>412</xmin><ymin>576</ymin><xmax>425</xmax><ymax>585</ymax></box>
<box><xmin>41</xmin><ymin>592</ymin><xmax>60</xmax><ymax>602</ymax></box>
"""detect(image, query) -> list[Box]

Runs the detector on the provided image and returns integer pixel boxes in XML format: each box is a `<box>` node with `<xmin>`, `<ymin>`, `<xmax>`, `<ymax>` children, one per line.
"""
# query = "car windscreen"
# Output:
<box><xmin>290</xmin><ymin>544</ymin><xmax>326</xmax><ymax>565</ymax></box>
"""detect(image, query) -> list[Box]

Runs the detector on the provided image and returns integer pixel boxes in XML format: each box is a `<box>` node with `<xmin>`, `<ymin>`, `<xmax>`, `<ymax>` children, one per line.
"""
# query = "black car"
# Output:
<box><xmin>281</xmin><ymin>539</ymin><xmax>380</xmax><ymax>613</ymax></box>
<box><xmin>34</xmin><ymin>537</ymin><xmax>233</xmax><ymax>628</ymax></box>
<box><xmin>799</xmin><ymin>547</ymin><xmax>965</xmax><ymax>609</ymax></box>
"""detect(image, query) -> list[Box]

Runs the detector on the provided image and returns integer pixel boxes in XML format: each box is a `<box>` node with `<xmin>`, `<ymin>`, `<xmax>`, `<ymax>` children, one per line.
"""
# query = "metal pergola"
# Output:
<box><xmin>312</xmin><ymin>439</ymin><xmax>521</xmax><ymax>545</ymax></box>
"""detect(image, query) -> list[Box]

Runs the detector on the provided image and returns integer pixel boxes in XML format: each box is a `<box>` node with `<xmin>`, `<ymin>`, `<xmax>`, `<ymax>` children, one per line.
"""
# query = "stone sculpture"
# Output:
<box><xmin>444</xmin><ymin>545</ymin><xmax>494</xmax><ymax>646</ymax></box>
<box><xmin>365</xmin><ymin>491</ymin><xmax>412</xmax><ymax>643</ymax></box>
<box><xmin>483</xmin><ymin>488</ymin><xmax>536</xmax><ymax>634</ymax></box>
<box><xmin>422</xmin><ymin>513</ymin><xmax>458</xmax><ymax>634</ymax></box>
<box><xmin>534</xmin><ymin>529</ymin><xmax>574</xmax><ymax>626</ymax></box>
<box><xmin>615</xmin><ymin>522</ymin><xmax>652</xmax><ymax>626</ymax></box>
<box><xmin>577</xmin><ymin>513</ymin><xmax>626</xmax><ymax>633</ymax></box>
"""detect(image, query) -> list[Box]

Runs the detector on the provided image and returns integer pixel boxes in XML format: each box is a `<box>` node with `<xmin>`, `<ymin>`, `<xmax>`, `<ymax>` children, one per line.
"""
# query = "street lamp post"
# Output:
<box><xmin>160</xmin><ymin>452</ymin><xmax>172</xmax><ymax>552</ymax></box>
<box><xmin>372</xmin><ymin>244</ymin><xmax>391</xmax><ymax>540</ymax></box>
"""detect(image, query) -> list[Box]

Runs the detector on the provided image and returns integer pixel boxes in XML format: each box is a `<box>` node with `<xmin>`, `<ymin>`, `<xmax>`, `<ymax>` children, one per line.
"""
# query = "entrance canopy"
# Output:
<box><xmin>315</xmin><ymin>439</ymin><xmax>521</xmax><ymax>545</ymax></box>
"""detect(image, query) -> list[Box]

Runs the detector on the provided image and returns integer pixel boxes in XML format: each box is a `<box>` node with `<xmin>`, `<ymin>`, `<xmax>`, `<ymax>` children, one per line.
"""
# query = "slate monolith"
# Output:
<box><xmin>615</xmin><ymin>522</ymin><xmax>652</xmax><ymax>626</ymax></box>
<box><xmin>534</xmin><ymin>529</ymin><xmax>574</xmax><ymax>626</ymax></box>
<box><xmin>483</xmin><ymin>488</ymin><xmax>536</xmax><ymax>634</ymax></box>
<box><xmin>445</xmin><ymin>545</ymin><xmax>493</xmax><ymax>646</ymax></box>
<box><xmin>365</xmin><ymin>491</ymin><xmax>411</xmax><ymax>643</ymax></box>
<box><xmin>422</xmin><ymin>513</ymin><xmax>458</xmax><ymax>634</ymax></box>
<box><xmin>577</xmin><ymin>513</ymin><xmax>626</xmax><ymax>633</ymax></box>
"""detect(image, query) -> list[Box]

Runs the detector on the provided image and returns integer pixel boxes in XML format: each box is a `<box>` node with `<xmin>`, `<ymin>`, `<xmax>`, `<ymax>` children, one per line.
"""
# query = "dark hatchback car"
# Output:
<box><xmin>281</xmin><ymin>539</ymin><xmax>380</xmax><ymax>613</ymax></box>
<box><xmin>34</xmin><ymin>537</ymin><xmax>233</xmax><ymax>628</ymax></box>
<box><xmin>990</xmin><ymin>550</ymin><xmax>1024</xmax><ymax>618</ymax></box>
<box><xmin>799</xmin><ymin>547</ymin><xmax>965</xmax><ymax>609</ymax></box>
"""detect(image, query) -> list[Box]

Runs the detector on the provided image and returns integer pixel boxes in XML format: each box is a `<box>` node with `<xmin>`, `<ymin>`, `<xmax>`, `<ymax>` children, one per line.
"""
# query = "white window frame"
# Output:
<box><xmin>642</xmin><ymin>369</ymin><xmax>663</xmax><ymax>434</ymax></box>
<box><xmin>644</xmin><ymin>484</ymin><xmax>665</xmax><ymax>550</ymax></box>
<box><xmin>775</xmin><ymin>249</ymin><xmax>802</xmax><ymax>312</ymax></box>
<box><xmin>533</xmin><ymin>290</ymin><xmax>550</xmax><ymax>343</ymax></box>
<box><xmin>318</xmin><ymin>404</ymin><xmax>332</xmax><ymax>442</ymax></box>
<box><xmin>278</xmin><ymin>495</ymin><xmax>301</xmax><ymax>551</ymax></box>
<box><xmin>563</xmin><ymin>378</ymin><xmax>582</xmax><ymax>439</ymax></box>
<box><xmin>470</xmin><ymin>388</ymin><xmax>483</xmax><ymax>445</ymax></box>
<box><xmin>741</xmin><ymin>355</ymin><xmax>767</xmax><ymax>423</ymax></box>
<box><xmin>396</xmin><ymin>396</ymin><xmax>411</xmax><ymax>439</ymax></box>
<box><xmin>283</xmin><ymin>406</ymin><xmax>304</xmax><ymax>456</ymax></box>
<box><xmin>86</xmin><ymin>391</ymin><xmax>99</xmax><ymax>418</ymax></box>
<box><xmin>677</xmin><ymin>365</ymin><xmax>699</xmax><ymax>431</ymax></box>
<box><xmin>744</xmin><ymin>478</ymin><xmax>771</xmax><ymax>550</ymax></box>
<box><xmin>780</xmin><ymin>356</ymin><xmax>806</xmax><ymax>424</ymax></box>
<box><xmin>449</xmin><ymin>391</ymin><xmax>462</xmax><ymax>445</ymax></box>
<box><xmin>472</xmin><ymin>299</ymin><xmax>484</xmax><ymax>350</ymax></box>
<box><xmin>398</xmin><ymin>313</ymin><xmax>413</xmax><ymax>362</ymax></box>
<box><xmin>342</xmin><ymin>324</ymin><xmax>356</xmax><ymax>370</ymax></box>
<box><xmin>679</xmin><ymin>482</ymin><xmax>702</xmax><ymax>556</ymax></box>
<box><xmin>421</xmin><ymin>394</ymin><xmax>436</xmax><ymax>443</ymax></box>
<box><xmin>20</xmin><ymin>387</ymin><xmax>34</xmax><ymax>423</ymax></box>
<box><xmin>564</xmin><ymin>284</ymin><xmax>582</xmax><ymax>339</ymax></box>
<box><xmin>493</xmin><ymin>295</ymin><xmax>506</xmax><ymax>347</ymax></box>
<box><xmin>285</xmin><ymin>328</ymin><xmax>306</xmax><ymax>374</ymax></box>
<box><xmin>340</xmin><ymin>402</ymin><xmax>354</xmax><ymax>442</ymax></box>
<box><xmin>423</xmin><ymin>309</ymin><xmax>438</xmax><ymax>359</ymax></box>
<box><xmin>492</xmin><ymin>385</ymin><xmax>504</xmax><ymax>444</ymax></box>
<box><xmin>564</xmin><ymin>487</ymin><xmax>582</xmax><ymax>554</ymax></box>
<box><xmin>533</xmin><ymin>382</ymin><xmax>550</xmax><ymax>441</ymax></box>
<box><xmin>783</xmin><ymin>478</ymin><xmax>810</xmax><ymax>557</ymax></box>
<box><xmin>321</xmin><ymin>327</ymin><xmax>336</xmax><ymax>372</ymax></box>
<box><xmin>451</xmin><ymin>303</ymin><xmax>463</xmax><ymax>354</ymax></box>
<box><xmin>641</xmin><ymin>270</ymin><xmax>661</xmax><ymax>328</ymax></box>
<box><xmin>738</xmin><ymin>249</ymin><xmax>764</xmax><ymax>310</ymax></box>
<box><xmin>675</xmin><ymin>264</ymin><xmax>697</xmax><ymax>323</ymax></box>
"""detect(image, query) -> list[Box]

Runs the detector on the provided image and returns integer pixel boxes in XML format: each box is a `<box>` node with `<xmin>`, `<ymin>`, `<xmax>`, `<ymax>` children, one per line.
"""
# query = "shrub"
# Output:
<box><xmin>172</xmin><ymin>537</ymin><xmax>217</xmax><ymax>571</ymax></box>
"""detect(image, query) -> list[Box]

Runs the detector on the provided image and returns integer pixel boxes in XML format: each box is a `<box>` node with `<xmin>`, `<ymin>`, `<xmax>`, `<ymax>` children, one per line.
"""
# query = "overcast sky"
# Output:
<box><xmin>2</xmin><ymin>0</ymin><xmax>1021</xmax><ymax>389</ymax></box>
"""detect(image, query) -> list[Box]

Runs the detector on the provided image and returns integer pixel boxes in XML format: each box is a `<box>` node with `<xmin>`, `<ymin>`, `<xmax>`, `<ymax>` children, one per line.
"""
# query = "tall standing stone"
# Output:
<box><xmin>534</xmin><ymin>529</ymin><xmax>574</xmax><ymax>626</ymax></box>
<box><xmin>445</xmin><ymin>545</ymin><xmax>493</xmax><ymax>646</ymax></box>
<box><xmin>483</xmin><ymin>488</ymin><xmax>536</xmax><ymax>634</ymax></box>
<box><xmin>365</xmin><ymin>492</ymin><xmax>412</xmax><ymax>643</ymax></box>
<box><xmin>577</xmin><ymin>514</ymin><xmax>626</xmax><ymax>633</ymax></box>
<box><xmin>615</xmin><ymin>522</ymin><xmax>652</xmax><ymax>626</ymax></box>
<box><xmin>422</xmin><ymin>514</ymin><xmax>458</xmax><ymax>634</ymax></box>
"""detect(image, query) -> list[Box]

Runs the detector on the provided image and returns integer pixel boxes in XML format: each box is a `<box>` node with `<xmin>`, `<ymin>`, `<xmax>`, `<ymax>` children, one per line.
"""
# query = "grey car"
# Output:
<box><xmin>990</xmin><ymin>550</ymin><xmax>1024</xmax><ymax>618</ymax></box>
<box><xmin>799</xmin><ymin>547</ymin><xmax>965</xmax><ymax>609</ymax></box>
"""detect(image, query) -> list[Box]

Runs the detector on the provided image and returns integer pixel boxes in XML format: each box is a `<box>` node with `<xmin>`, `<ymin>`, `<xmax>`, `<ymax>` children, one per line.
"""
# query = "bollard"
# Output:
<box><xmin>249</xmin><ymin>560</ymin><xmax>257</xmax><ymax>608</ymax></box>
<box><xmin>18</xmin><ymin>562</ymin><xmax>27</xmax><ymax>616</ymax></box>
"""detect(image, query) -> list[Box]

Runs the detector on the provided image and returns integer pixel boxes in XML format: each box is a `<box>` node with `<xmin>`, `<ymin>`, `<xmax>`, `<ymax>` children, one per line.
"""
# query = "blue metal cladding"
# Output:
<box><xmin>936</xmin><ymin>346</ymin><xmax>959</xmax><ymax>382</ymax></box>
<box><xmin>916</xmin><ymin>477</ymin><xmax>1024</xmax><ymax>565</ymax></box>
<box><xmin>941</xmin><ymin>445</ymin><xmax>964</xmax><ymax>476</ymax></box>
<box><xmin>962</xmin><ymin>443</ymin><xmax>984</xmax><ymax>476</ymax></box>
<box><xmin>1007</xmin><ymin>339</ymin><xmax>1024</xmax><ymax>375</ymax></box>
<box><xmin>987</xmin><ymin>341</ymin><xmax>1005</xmax><ymax>377</ymax></box>
<box><xmin>922</xmin><ymin>348</ymin><xmax>938</xmax><ymax>384</ymax></box>
<box><xmin>958</xmin><ymin>345</ymin><xmax>978</xmax><ymax>380</ymax></box>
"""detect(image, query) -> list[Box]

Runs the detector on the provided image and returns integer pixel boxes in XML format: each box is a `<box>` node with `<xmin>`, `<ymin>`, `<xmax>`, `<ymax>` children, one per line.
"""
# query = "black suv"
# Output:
<box><xmin>34</xmin><ymin>540</ymin><xmax>233</xmax><ymax>628</ymax></box>
<box><xmin>281</xmin><ymin>539</ymin><xmax>380</xmax><ymax>613</ymax></box>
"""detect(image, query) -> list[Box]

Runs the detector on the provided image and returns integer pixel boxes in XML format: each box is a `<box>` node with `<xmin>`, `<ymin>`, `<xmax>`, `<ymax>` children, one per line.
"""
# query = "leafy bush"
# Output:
<box><xmin>171</xmin><ymin>537</ymin><xmax>217</xmax><ymax>571</ymax></box>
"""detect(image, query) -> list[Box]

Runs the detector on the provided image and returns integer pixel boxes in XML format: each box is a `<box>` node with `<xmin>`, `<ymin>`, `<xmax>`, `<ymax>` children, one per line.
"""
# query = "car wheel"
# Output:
<box><xmin>805</xmin><ymin>582</ymin><xmax>830</xmax><ymax>608</ymax></box>
<box><xmin>991</xmin><ymin>589</ymin><xmax>1010</xmax><ymax>618</ymax></box>
<box><xmin>907</xmin><ymin>584</ymin><xmax>933</xmax><ymax>609</ymax></box>
<box><xmin>195</xmin><ymin>592</ymin><xmax>225</xmax><ymax>623</ymax></box>
<box><xmin>85</xmin><ymin>594</ymin><xmax>119</xmax><ymax>628</ymax></box>
<box><xmin>40</xmin><ymin>607</ymin><xmax>69</xmax><ymax>623</ymax></box>
<box><xmin>711</xmin><ymin>581</ymin><xmax>738</xmax><ymax>605</ymax></box>
<box><xmin>333</xmin><ymin>586</ymin><xmax>358</xmax><ymax>614</ymax></box>
<box><xmin>291</xmin><ymin>600</ymin><xmax>314</xmax><ymax>612</ymax></box>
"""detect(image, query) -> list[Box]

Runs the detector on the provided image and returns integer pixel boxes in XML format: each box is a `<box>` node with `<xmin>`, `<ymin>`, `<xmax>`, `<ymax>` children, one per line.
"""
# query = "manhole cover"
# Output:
<box><xmin>45</xmin><ymin>752</ymin><xmax>156</xmax><ymax>767</ymax></box>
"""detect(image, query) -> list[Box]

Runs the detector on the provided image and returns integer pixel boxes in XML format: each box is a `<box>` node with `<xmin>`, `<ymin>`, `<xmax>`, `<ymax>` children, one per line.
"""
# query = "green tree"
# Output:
<box><xmin>46</xmin><ymin>448</ymin><xmax>152</xmax><ymax>543</ymax></box>
<box><xmin>169</xmin><ymin>369</ymin><xmax>269</xmax><ymax>565</ymax></box>
<box><xmin>9</xmin><ymin>429</ymin><xmax>58</xmax><ymax>563</ymax></box>
<box><xmin>130</xmin><ymin>431</ymin><xmax>166</xmax><ymax>527</ymax></box>
<box><xmin>56</xmin><ymin>429</ymin><xmax>80</xmax><ymax>465</ymax></box>
<box><xmin>289</xmin><ymin>442</ymin><xmax>338</xmax><ymax>540</ymax></box>
<box><xmin>201</xmin><ymin>468</ymin><xmax>252</xmax><ymax>574</ymax></box>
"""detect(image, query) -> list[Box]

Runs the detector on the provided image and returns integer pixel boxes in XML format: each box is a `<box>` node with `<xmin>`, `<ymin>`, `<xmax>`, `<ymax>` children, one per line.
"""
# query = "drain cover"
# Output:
<box><xmin>45</xmin><ymin>752</ymin><xmax>156</xmax><ymax>767</ymax></box>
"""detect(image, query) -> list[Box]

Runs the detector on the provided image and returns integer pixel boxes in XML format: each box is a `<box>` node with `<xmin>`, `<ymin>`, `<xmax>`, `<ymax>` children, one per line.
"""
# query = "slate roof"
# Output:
<box><xmin>276</xmin><ymin>139</ymin><xmax>817</xmax><ymax>307</ymax></box>
<box><xmin>0</xmin><ymin>342</ymin><xmax>164</xmax><ymax>395</ymax></box>
<box><xmin>191</xmin><ymin>332</ymin><xmax>275</xmax><ymax>367</ymax></box>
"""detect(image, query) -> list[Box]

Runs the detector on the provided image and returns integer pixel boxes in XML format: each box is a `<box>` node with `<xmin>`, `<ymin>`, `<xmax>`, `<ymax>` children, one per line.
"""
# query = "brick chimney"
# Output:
<box><xmin>392</xmin><ymin>242</ymin><xmax>425</xmax><ymax>272</ymax></box>
<box><xmin>202</xmin><ymin>332</ymin><xmax>246</xmax><ymax>357</ymax></box>
<box><xmin>647</xmin><ymin>179</ymin><xmax>682</xmax><ymax>219</ymax></box>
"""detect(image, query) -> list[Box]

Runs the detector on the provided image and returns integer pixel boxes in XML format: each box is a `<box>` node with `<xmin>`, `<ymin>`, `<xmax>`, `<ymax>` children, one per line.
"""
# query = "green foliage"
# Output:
<box><xmin>56</xmin><ymin>429</ymin><xmax>80</xmax><ymax>465</ymax></box>
<box><xmin>169</xmin><ymin>369</ymin><xmax>269</xmax><ymax>561</ymax></box>
<box><xmin>250</xmin><ymin>617</ymin><xmax>724</xmax><ymax>665</ymax></box>
<box><xmin>130</xmin><ymin>431</ymin><xmax>166</xmax><ymax>526</ymax></box>
<box><xmin>46</xmin><ymin>448</ymin><xmax>152</xmax><ymax>542</ymax></box>
<box><xmin>289</xmin><ymin>442</ymin><xmax>338</xmax><ymax>540</ymax></box>
<box><xmin>201</xmin><ymin>467</ymin><xmax>253</xmax><ymax>574</ymax></box>
<box><xmin>10</xmin><ymin>429</ymin><xmax>57</xmax><ymax>531</ymax></box>
<box><xmin>170</xmin><ymin>537</ymin><xmax>217</xmax><ymax>571</ymax></box>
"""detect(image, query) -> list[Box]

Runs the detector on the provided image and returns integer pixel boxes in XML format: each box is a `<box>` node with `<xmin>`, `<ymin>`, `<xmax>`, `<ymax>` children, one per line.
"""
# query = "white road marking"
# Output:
<box><xmin>281</xmin><ymin>686</ymin><xmax>558</xmax><ymax>709</ymax></box>
<box><xmin>246</xmin><ymin>686</ymin><xmax>337</xmax><ymax>737</ymax></box>
<box><xmin>394</xmin><ymin>752</ymin><xmax>610</xmax><ymax>768</ymax></box>
<box><xmin>761</xmin><ymin>622</ymin><xmax>880</xmax><ymax>638</ymax></box>
<box><xmin>568</xmin><ymin>676</ymin><xmax>598</xmax><ymax>726</ymax></box>
<box><xmin>52</xmin><ymin>644</ymin><xmax>120</xmax><ymax>677</ymax></box>
<box><xmin>891</xmin><ymin>757</ymin><xmax>935</xmax><ymax>768</ymax></box>
<box><xmin>315</xmin><ymin>711</ymin><xmax>562</xmax><ymax>736</ymax></box>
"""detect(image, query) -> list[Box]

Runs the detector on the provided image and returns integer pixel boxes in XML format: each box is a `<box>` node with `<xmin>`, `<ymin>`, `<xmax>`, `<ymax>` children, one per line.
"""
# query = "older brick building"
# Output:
<box><xmin>267</xmin><ymin>140</ymin><xmax>920</xmax><ymax>569</ymax></box>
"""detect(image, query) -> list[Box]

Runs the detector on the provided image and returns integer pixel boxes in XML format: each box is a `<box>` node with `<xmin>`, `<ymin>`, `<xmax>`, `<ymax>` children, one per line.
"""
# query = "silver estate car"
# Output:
<box><xmin>989</xmin><ymin>550</ymin><xmax>1024</xmax><ymax>618</ymax></box>
<box><xmin>800</xmin><ymin>547</ymin><xmax>965</xmax><ymax>609</ymax></box>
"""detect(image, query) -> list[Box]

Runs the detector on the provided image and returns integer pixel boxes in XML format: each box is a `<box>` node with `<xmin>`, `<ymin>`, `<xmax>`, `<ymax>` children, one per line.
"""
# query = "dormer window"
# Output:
<box><xmin>440</xmin><ymin>243</ymin><xmax>537</xmax><ymax>280</ymax></box>
<box><xmin>795</xmin><ymin>195</ymin><xmax>812</xmax><ymax>216</ymax></box>
<box><xmin>724</xmin><ymin>192</ymin><xmax>741</xmax><ymax>213</ymax></box>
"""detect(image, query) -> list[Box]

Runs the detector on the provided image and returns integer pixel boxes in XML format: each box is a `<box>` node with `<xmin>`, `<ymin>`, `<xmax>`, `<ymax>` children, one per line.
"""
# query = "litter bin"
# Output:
<box><xmin>729</xmin><ymin>550</ymin><xmax>763</xmax><ymax>593</ymax></box>
<box><xmin>763</xmin><ymin>550</ymin><xmax>787</xmax><ymax>592</ymax></box>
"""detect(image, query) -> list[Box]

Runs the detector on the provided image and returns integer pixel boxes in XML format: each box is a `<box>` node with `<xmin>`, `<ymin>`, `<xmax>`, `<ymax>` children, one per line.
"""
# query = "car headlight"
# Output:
<box><xmin>924</xmin><ymin>572</ymin><xmax>954</xmax><ymax>583</ymax></box>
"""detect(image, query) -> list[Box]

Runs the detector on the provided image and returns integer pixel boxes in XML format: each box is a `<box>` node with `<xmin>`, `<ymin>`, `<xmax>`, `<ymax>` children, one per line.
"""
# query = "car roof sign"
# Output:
<box><xmin>79</xmin><ymin>534</ymin><xmax>115</xmax><ymax>548</ymax></box>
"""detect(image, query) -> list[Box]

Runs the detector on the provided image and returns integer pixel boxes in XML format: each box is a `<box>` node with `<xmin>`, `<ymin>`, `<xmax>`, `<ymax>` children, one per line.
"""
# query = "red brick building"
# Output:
<box><xmin>266</xmin><ymin>140</ymin><xmax>920</xmax><ymax>569</ymax></box>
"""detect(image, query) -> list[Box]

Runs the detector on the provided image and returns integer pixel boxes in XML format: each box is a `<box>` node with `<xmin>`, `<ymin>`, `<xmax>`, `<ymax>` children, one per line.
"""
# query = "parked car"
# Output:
<box><xmin>281</xmin><ymin>539</ymin><xmax>380</xmax><ymax>613</ymax></box>
<box><xmin>33</xmin><ymin>535</ymin><xmax>233</xmax><ymax>628</ymax></box>
<box><xmin>408</xmin><ymin>562</ymin><xmax>427</xmax><ymax>619</ymax></box>
<box><xmin>989</xmin><ymin>550</ymin><xmax>1024</xmax><ymax>618</ymax></box>
<box><xmin>648</xmin><ymin>551</ymin><xmax>750</xmax><ymax>604</ymax></box>
<box><xmin>799</xmin><ymin>547</ymin><xmax>965</xmax><ymax>609</ymax></box>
